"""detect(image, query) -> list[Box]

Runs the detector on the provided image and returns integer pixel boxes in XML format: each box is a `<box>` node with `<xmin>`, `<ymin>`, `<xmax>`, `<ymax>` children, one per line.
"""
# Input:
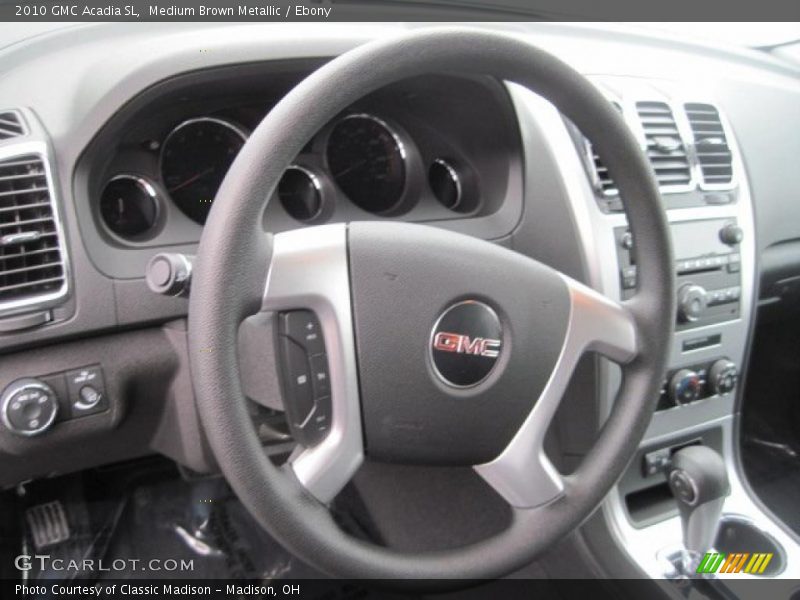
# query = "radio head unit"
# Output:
<box><xmin>616</xmin><ymin>218</ymin><xmax>743</xmax><ymax>330</ymax></box>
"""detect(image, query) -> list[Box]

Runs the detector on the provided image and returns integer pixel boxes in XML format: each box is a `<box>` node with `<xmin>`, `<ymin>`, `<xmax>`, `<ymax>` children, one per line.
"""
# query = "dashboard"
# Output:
<box><xmin>78</xmin><ymin>63</ymin><xmax>522</xmax><ymax>278</ymax></box>
<box><xmin>0</xmin><ymin>21</ymin><xmax>799</xmax><ymax>584</ymax></box>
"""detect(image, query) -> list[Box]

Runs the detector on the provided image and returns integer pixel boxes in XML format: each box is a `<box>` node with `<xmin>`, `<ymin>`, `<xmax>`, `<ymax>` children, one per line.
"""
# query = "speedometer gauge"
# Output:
<box><xmin>160</xmin><ymin>117</ymin><xmax>247</xmax><ymax>224</ymax></box>
<box><xmin>326</xmin><ymin>114</ymin><xmax>406</xmax><ymax>214</ymax></box>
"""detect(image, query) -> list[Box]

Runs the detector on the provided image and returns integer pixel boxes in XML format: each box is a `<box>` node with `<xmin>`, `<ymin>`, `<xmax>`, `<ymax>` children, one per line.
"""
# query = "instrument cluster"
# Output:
<box><xmin>91</xmin><ymin>69</ymin><xmax>520</xmax><ymax>246</ymax></box>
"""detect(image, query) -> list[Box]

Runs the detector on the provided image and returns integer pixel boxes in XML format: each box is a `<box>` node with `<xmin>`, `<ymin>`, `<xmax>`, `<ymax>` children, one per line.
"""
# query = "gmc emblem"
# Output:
<box><xmin>433</xmin><ymin>332</ymin><xmax>501</xmax><ymax>358</ymax></box>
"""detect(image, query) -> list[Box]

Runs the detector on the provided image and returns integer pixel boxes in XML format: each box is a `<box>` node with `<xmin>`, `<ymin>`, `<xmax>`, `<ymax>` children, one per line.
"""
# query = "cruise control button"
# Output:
<box><xmin>280</xmin><ymin>337</ymin><xmax>314</xmax><ymax>425</ymax></box>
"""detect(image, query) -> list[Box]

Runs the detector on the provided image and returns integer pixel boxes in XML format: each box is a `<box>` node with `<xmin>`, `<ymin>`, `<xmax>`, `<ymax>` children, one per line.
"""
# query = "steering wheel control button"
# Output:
<box><xmin>277</xmin><ymin>310</ymin><xmax>333</xmax><ymax>447</ymax></box>
<box><xmin>309</xmin><ymin>354</ymin><xmax>331</xmax><ymax>398</ymax></box>
<box><xmin>279</xmin><ymin>337</ymin><xmax>315</xmax><ymax>425</ymax></box>
<box><xmin>1</xmin><ymin>379</ymin><xmax>59</xmax><ymax>436</ymax></box>
<box><xmin>430</xmin><ymin>300</ymin><xmax>503</xmax><ymax>388</ymax></box>
<box><xmin>281</xmin><ymin>310</ymin><xmax>325</xmax><ymax>355</ymax></box>
<box><xmin>65</xmin><ymin>366</ymin><xmax>108</xmax><ymax>418</ymax></box>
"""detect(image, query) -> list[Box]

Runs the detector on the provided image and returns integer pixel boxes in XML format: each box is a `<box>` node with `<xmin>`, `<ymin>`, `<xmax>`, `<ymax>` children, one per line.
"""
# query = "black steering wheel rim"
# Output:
<box><xmin>188</xmin><ymin>27</ymin><xmax>675</xmax><ymax>585</ymax></box>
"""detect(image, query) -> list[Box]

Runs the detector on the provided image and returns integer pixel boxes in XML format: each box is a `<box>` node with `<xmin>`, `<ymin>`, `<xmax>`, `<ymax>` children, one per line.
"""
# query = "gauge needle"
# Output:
<box><xmin>333</xmin><ymin>159</ymin><xmax>367</xmax><ymax>179</ymax></box>
<box><xmin>169</xmin><ymin>167</ymin><xmax>214</xmax><ymax>193</ymax></box>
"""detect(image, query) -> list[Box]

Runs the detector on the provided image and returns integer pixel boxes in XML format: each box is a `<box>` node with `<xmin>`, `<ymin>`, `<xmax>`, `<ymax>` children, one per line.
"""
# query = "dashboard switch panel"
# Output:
<box><xmin>65</xmin><ymin>365</ymin><xmax>108</xmax><ymax>418</ymax></box>
<box><xmin>1</xmin><ymin>378</ymin><xmax>59</xmax><ymax>436</ymax></box>
<box><xmin>277</xmin><ymin>310</ymin><xmax>332</xmax><ymax>446</ymax></box>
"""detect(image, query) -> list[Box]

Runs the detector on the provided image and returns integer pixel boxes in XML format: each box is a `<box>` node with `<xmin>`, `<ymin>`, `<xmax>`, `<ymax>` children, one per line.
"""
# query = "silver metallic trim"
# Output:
<box><xmin>160</xmin><ymin>116</ymin><xmax>249</xmax><ymax>197</ymax></box>
<box><xmin>261</xmin><ymin>223</ymin><xmax>363</xmax><ymax>503</ymax></box>
<box><xmin>278</xmin><ymin>165</ymin><xmax>324</xmax><ymax>222</ymax></box>
<box><xmin>430</xmin><ymin>158</ymin><xmax>463</xmax><ymax>210</ymax></box>
<box><xmin>509</xmin><ymin>83</ymin><xmax>787</xmax><ymax>581</ymax></box>
<box><xmin>1</xmin><ymin>378</ymin><xmax>58</xmax><ymax>437</ymax></box>
<box><xmin>0</xmin><ymin>109</ymin><xmax>27</xmax><ymax>140</ymax></box>
<box><xmin>676</xmin><ymin>100</ymin><xmax>738</xmax><ymax>193</ymax></box>
<box><xmin>475</xmin><ymin>275</ymin><xmax>638</xmax><ymax>508</ymax></box>
<box><xmin>101</xmin><ymin>174</ymin><xmax>161</xmax><ymax>239</ymax></box>
<box><xmin>581</xmin><ymin>88</ymin><xmax>702</xmax><ymax>198</ymax></box>
<box><xmin>336</xmin><ymin>113</ymin><xmax>407</xmax><ymax>161</ymax></box>
<box><xmin>0</xmin><ymin>141</ymin><xmax>71</xmax><ymax>318</ymax></box>
<box><xmin>1</xmin><ymin>231</ymin><xmax>41</xmax><ymax>246</ymax></box>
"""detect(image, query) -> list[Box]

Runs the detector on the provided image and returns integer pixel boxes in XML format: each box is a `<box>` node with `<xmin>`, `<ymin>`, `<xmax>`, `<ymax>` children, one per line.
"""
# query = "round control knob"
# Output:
<box><xmin>719</xmin><ymin>223</ymin><xmax>743</xmax><ymax>246</ymax></box>
<box><xmin>678</xmin><ymin>284</ymin><xmax>708</xmax><ymax>323</ymax></box>
<box><xmin>708</xmin><ymin>359</ymin><xmax>738</xmax><ymax>396</ymax></box>
<box><xmin>1</xmin><ymin>378</ymin><xmax>58</xmax><ymax>436</ymax></box>
<box><xmin>620</xmin><ymin>231</ymin><xmax>634</xmax><ymax>250</ymax></box>
<box><xmin>669</xmin><ymin>369</ymin><xmax>702</xmax><ymax>406</ymax></box>
<box><xmin>145</xmin><ymin>253</ymin><xmax>193</xmax><ymax>297</ymax></box>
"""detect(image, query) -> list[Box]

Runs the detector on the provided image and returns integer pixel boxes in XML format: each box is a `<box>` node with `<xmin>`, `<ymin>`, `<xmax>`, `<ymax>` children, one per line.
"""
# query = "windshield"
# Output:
<box><xmin>632</xmin><ymin>22</ymin><xmax>800</xmax><ymax>48</ymax></box>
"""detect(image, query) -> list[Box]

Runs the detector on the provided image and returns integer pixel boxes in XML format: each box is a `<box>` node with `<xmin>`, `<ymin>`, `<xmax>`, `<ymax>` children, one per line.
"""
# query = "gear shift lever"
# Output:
<box><xmin>668</xmin><ymin>446</ymin><xmax>730</xmax><ymax>574</ymax></box>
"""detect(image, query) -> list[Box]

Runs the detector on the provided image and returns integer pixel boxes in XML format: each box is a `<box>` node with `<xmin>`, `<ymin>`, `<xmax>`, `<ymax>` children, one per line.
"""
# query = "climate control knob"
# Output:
<box><xmin>1</xmin><ymin>378</ymin><xmax>58</xmax><ymax>436</ymax></box>
<box><xmin>678</xmin><ymin>284</ymin><xmax>708</xmax><ymax>323</ymax></box>
<box><xmin>669</xmin><ymin>369</ymin><xmax>702</xmax><ymax>406</ymax></box>
<box><xmin>708</xmin><ymin>359</ymin><xmax>738</xmax><ymax>396</ymax></box>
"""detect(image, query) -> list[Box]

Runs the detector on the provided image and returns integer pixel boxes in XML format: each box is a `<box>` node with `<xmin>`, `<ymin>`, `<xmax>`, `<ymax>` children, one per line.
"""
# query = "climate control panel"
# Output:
<box><xmin>658</xmin><ymin>358</ymin><xmax>738</xmax><ymax>411</ymax></box>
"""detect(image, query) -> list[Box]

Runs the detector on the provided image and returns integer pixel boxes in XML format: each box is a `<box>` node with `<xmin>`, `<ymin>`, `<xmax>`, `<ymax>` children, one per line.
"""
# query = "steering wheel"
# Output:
<box><xmin>188</xmin><ymin>28</ymin><xmax>674</xmax><ymax>584</ymax></box>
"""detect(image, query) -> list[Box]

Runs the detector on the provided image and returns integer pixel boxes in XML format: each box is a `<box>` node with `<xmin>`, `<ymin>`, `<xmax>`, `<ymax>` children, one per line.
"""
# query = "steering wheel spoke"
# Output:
<box><xmin>475</xmin><ymin>275</ymin><xmax>638</xmax><ymax>509</ymax></box>
<box><xmin>261</xmin><ymin>224</ymin><xmax>363</xmax><ymax>504</ymax></box>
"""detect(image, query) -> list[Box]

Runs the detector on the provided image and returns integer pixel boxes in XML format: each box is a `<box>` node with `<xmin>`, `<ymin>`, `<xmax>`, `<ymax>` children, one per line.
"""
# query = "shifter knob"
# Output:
<box><xmin>668</xmin><ymin>446</ymin><xmax>730</xmax><ymax>562</ymax></box>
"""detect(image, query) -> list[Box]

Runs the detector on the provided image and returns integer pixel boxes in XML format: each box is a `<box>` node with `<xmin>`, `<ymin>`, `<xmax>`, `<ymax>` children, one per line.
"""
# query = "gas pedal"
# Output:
<box><xmin>25</xmin><ymin>501</ymin><xmax>70</xmax><ymax>550</ymax></box>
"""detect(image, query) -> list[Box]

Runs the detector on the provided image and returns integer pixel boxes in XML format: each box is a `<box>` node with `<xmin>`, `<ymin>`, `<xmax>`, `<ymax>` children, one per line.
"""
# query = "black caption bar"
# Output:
<box><xmin>0</xmin><ymin>0</ymin><xmax>798</xmax><ymax>22</ymax></box>
<box><xmin>3</xmin><ymin>578</ymin><xmax>799</xmax><ymax>599</ymax></box>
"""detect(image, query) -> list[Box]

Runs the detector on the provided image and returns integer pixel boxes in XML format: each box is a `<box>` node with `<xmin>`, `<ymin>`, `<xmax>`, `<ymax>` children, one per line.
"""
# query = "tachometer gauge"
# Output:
<box><xmin>160</xmin><ymin>117</ymin><xmax>247</xmax><ymax>224</ymax></box>
<box><xmin>326</xmin><ymin>114</ymin><xmax>406</xmax><ymax>214</ymax></box>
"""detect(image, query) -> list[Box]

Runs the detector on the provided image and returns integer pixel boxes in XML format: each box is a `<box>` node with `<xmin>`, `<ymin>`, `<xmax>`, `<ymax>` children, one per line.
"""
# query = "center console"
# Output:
<box><xmin>510</xmin><ymin>77</ymin><xmax>797</xmax><ymax>583</ymax></box>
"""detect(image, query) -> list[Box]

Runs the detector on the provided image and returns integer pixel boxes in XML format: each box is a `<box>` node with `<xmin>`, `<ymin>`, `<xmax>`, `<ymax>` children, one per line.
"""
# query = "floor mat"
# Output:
<box><xmin>14</xmin><ymin>458</ymin><xmax>327</xmax><ymax>582</ymax></box>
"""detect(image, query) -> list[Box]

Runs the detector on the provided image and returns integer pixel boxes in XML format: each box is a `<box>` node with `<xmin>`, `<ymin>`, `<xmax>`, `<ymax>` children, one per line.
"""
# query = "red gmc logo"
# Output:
<box><xmin>432</xmin><ymin>332</ymin><xmax>501</xmax><ymax>358</ymax></box>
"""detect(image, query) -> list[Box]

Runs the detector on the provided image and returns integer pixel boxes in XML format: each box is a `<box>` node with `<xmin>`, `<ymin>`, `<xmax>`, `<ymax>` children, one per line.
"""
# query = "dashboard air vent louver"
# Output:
<box><xmin>635</xmin><ymin>101</ymin><xmax>692</xmax><ymax>190</ymax></box>
<box><xmin>0</xmin><ymin>154</ymin><xmax>66</xmax><ymax>306</ymax></box>
<box><xmin>589</xmin><ymin>101</ymin><xmax>621</xmax><ymax>196</ymax></box>
<box><xmin>0</xmin><ymin>111</ymin><xmax>26</xmax><ymax>141</ymax></box>
<box><xmin>591</xmin><ymin>146</ymin><xmax>617</xmax><ymax>196</ymax></box>
<box><xmin>684</xmin><ymin>103</ymin><xmax>733</xmax><ymax>187</ymax></box>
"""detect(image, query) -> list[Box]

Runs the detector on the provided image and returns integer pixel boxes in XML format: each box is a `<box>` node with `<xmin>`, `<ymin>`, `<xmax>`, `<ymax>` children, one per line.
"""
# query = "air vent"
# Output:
<box><xmin>685</xmin><ymin>103</ymin><xmax>733</xmax><ymax>187</ymax></box>
<box><xmin>0</xmin><ymin>112</ymin><xmax>26</xmax><ymax>141</ymax></box>
<box><xmin>636</xmin><ymin>101</ymin><xmax>692</xmax><ymax>190</ymax></box>
<box><xmin>590</xmin><ymin>146</ymin><xmax>618</xmax><ymax>196</ymax></box>
<box><xmin>0</xmin><ymin>154</ymin><xmax>67</xmax><ymax>309</ymax></box>
<box><xmin>588</xmin><ymin>102</ymin><xmax>622</xmax><ymax>196</ymax></box>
